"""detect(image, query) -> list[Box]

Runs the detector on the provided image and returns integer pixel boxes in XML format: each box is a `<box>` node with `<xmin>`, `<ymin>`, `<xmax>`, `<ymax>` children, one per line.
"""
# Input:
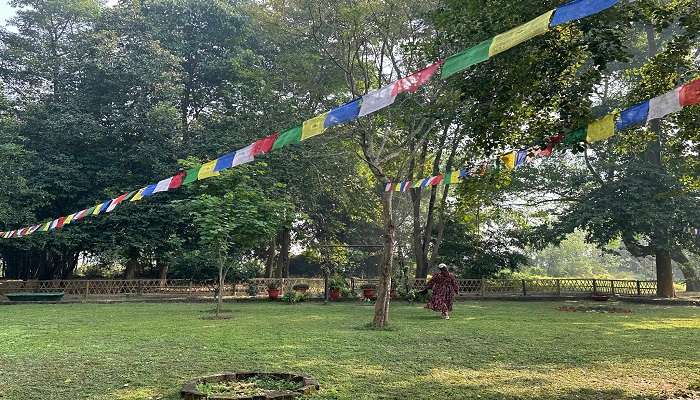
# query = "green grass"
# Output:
<box><xmin>1</xmin><ymin>300</ymin><xmax>699</xmax><ymax>400</ymax></box>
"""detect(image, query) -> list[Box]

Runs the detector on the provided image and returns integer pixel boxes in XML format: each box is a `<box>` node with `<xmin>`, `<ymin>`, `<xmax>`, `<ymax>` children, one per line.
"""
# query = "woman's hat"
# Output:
<box><xmin>438</xmin><ymin>263</ymin><xmax>448</xmax><ymax>271</ymax></box>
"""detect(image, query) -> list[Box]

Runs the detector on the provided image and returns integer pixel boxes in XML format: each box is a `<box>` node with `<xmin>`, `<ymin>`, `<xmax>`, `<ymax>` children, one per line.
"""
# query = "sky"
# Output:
<box><xmin>0</xmin><ymin>1</ymin><xmax>15</xmax><ymax>26</ymax></box>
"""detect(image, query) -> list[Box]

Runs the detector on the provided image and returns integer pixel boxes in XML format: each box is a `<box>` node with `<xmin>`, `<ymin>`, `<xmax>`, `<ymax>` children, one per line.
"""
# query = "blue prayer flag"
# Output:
<box><xmin>98</xmin><ymin>200</ymin><xmax>111</xmax><ymax>214</ymax></box>
<box><xmin>459</xmin><ymin>169</ymin><xmax>470</xmax><ymax>178</ymax></box>
<box><xmin>515</xmin><ymin>150</ymin><xmax>528</xmax><ymax>167</ymax></box>
<box><xmin>141</xmin><ymin>184</ymin><xmax>158</xmax><ymax>198</ymax></box>
<box><xmin>214</xmin><ymin>152</ymin><xmax>236</xmax><ymax>172</ymax></box>
<box><xmin>324</xmin><ymin>99</ymin><xmax>362</xmax><ymax>128</ymax></box>
<box><xmin>550</xmin><ymin>0</ymin><xmax>619</xmax><ymax>27</ymax></box>
<box><xmin>615</xmin><ymin>101</ymin><xmax>649</xmax><ymax>131</ymax></box>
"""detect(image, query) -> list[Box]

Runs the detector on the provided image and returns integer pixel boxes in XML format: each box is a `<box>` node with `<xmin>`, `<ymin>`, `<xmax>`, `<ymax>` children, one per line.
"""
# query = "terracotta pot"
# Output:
<box><xmin>362</xmin><ymin>288</ymin><xmax>376</xmax><ymax>300</ymax></box>
<box><xmin>329</xmin><ymin>288</ymin><xmax>341</xmax><ymax>300</ymax></box>
<box><xmin>268</xmin><ymin>288</ymin><xmax>281</xmax><ymax>299</ymax></box>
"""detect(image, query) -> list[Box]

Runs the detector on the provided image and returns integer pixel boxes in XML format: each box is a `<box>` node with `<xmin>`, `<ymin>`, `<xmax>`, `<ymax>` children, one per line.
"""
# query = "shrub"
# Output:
<box><xmin>360</xmin><ymin>283</ymin><xmax>377</xmax><ymax>290</ymax></box>
<box><xmin>281</xmin><ymin>291</ymin><xmax>307</xmax><ymax>304</ymax></box>
<box><xmin>292</xmin><ymin>283</ymin><xmax>309</xmax><ymax>291</ymax></box>
<box><xmin>246</xmin><ymin>283</ymin><xmax>259</xmax><ymax>297</ymax></box>
<box><xmin>267</xmin><ymin>280</ymin><xmax>281</xmax><ymax>290</ymax></box>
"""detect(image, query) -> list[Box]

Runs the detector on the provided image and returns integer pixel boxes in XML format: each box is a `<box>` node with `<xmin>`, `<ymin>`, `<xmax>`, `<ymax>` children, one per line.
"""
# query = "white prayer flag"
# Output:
<box><xmin>153</xmin><ymin>177</ymin><xmax>173</xmax><ymax>194</ymax></box>
<box><xmin>358</xmin><ymin>83</ymin><xmax>398</xmax><ymax>117</ymax></box>
<box><xmin>647</xmin><ymin>88</ymin><xmax>681</xmax><ymax>121</ymax></box>
<box><xmin>232</xmin><ymin>144</ymin><xmax>255</xmax><ymax>167</ymax></box>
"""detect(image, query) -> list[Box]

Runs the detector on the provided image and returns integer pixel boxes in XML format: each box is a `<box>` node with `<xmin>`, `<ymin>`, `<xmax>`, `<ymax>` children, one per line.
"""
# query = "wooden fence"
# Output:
<box><xmin>0</xmin><ymin>277</ymin><xmax>662</xmax><ymax>301</ymax></box>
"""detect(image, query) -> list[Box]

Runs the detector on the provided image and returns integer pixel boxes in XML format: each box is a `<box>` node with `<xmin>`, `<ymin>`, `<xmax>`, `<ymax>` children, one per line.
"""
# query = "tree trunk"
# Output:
<box><xmin>157</xmin><ymin>259</ymin><xmax>169</xmax><ymax>286</ymax></box>
<box><xmin>372</xmin><ymin>189</ymin><xmax>395</xmax><ymax>328</ymax></box>
<box><xmin>655</xmin><ymin>249</ymin><xmax>675</xmax><ymax>297</ymax></box>
<box><xmin>264</xmin><ymin>239</ymin><xmax>276</xmax><ymax>278</ymax></box>
<box><xmin>216</xmin><ymin>249</ymin><xmax>224</xmax><ymax>318</ymax></box>
<box><xmin>124</xmin><ymin>247</ymin><xmax>139</xmax><ymax>279</ymax></box>
<box><xmin>277</xmin><ymin>228</ymin><xmax>291</xmax><ymax>278</ymax></box>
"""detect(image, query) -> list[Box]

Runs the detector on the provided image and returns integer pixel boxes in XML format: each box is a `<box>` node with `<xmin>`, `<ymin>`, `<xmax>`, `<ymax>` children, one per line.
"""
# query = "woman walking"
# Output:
<box><xmin>425</xmin><ymin>264</ymin><xmax>459</xmax><ymax>319</ymax></box>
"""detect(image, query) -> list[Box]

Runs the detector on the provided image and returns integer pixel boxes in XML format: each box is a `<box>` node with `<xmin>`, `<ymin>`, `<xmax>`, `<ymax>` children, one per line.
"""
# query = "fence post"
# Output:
<box><xmin>137</xmin><ymin>280</ymin><xmax>143</xmax><ymax>296</ymax></box>
<box><xmin>350</xmin><ymin>277</ymin><xmax>355</xmax><ymax>294</ymax></box>
<box><xmin>323</xmin><ymin>271</ymin><xmax>329</xmax><ymax>303</ymax></box>
<box><xmin>83</xmin><ymin>281</ymin><xmax>90</xmax><ymax>302</ymax></box>
<box><xmin>480</xmin><ymin>278</ymin><xmax>485</xmax><ymax>297</ymax></box>
<box><xmin>592</xmin><ymin>279</ymin><xmax>597</xmax><ymax>295</ymax></box>
<box><xmin>521</xmin><ymin>279</ymin><xmax>527</xmax><ymax>296</ymax></box>
<box><xmin>636</xmin><ymin>280</ymin><xmax>641</xmax><ymax>296</ymax></box>
<box><xmin>610</xmin><ymin>280</ymin><xmax>615</xmax><ymax>296</ymax></box>
<box><xmin>556</xmin><ymin>279</ymin><xmax>561</xmax><ymax>296</ymax></box>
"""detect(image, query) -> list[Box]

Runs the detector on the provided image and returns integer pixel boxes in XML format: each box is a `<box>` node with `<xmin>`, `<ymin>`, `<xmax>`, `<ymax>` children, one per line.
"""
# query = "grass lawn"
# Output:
<box><xmin>0</xmin><ymin>300</ymin><xmax>699</xmax><ymax>400</ymax></box>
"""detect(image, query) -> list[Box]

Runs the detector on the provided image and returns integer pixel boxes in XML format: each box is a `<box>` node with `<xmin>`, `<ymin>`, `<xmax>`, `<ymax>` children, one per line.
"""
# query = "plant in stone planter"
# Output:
<box><xmin>328</xmin><ymin>276</ymin><xmax>347</xmax><ymax>301</ymax></box>
<box><xmin>246</xmin><ymin>283</ymin><xmax>259</xmax><ymax>298</ymax></box>
<box><xmin>267</xmin><ymin>281</ymin><xmax>281</xmax><ymax>300</ymax></box>
<box><xmin>360</xmin><ymin>283</ymin><xmax>377</xmax><ymax>300</ymax></box>
<box><xmin>292</xmin><ymin>283</ymin><xmax>309</xmax><ymax>293</ymax></box>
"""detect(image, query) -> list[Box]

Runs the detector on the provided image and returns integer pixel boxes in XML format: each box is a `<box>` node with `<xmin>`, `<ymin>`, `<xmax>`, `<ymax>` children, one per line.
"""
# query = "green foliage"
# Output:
<box><xmin>280</xmin><ymin>291</ymin><xmax>307</xmax><ymax>304</ymax></box>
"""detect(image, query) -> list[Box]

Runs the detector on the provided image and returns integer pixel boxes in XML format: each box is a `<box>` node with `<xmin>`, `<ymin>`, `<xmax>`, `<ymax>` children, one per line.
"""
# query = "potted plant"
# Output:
<box><xmin>267</xmin><ymin>281</ymin><xmax>281</xmax><ymax>300</ymax></box>
<box><xmin>360</xmin><ymin>283</ymin><xmax>377</xmax><ymax>300</ymax></box>
<box><xmin>292</xmin><ymin>283</ymin><xmax>309</xmax><ymax>294</ymax></box>
<box><xmin>328</xmin><ymin>277</ymin><xmax>344</xmax><ymax>301</ymax></box>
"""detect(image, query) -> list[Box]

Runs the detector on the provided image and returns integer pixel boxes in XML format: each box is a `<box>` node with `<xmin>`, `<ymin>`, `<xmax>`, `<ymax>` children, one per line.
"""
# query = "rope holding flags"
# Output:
<box><xmin>4</xmin><ymin>0</ymin><xmax>698</xmax><ymax>239</ymax></box>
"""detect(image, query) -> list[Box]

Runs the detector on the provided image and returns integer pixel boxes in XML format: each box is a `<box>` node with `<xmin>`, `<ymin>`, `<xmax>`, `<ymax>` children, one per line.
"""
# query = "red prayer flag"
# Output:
<box><xmin>252</xmin><ymin>132</ymin><xmax>279</xmax><ymax>156</ymax></box>
<box><xmin>56</xmin><ymin>217</ymin><xmax>66</xmax><ymax>229</ymax></box>
<box><xmin>429</xmin><ymin>175</ymin><xmax>444</xmax><ymax>186</ymax></box>
<box><xmin>169</xmin><ymin>170</ymin><xmax>186</xmax><ymax>190</ymax></box>
<box><xmin>536</xmin><ymin>144</ymin><xmax>553</xmax><ymax>157</ymax></box>
<box><xmin>680</xmin><ymin>79</ymin><xmax>700</xmax><ymax>107</ymax></box>
<box><xmin>548</xmin><ymin>133</ymin><xmax>564</xmax><ymax>146</ymax></box>
<box><xmin>392</xmin><ymin>61</ymin><xmax>444</xmax><ymax>96</ymax></box>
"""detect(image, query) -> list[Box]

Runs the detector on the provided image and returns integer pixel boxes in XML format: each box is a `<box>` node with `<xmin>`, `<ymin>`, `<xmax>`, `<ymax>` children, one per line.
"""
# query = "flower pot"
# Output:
<box><xmin>329</xmin><ymin>288</ymin><xmax>341</xmax><ymax>301</ymax></box>
<box><xmin>268</xmin><ymin>288</ymin><xmax>281</xmax><ymax>300</ymax></box>
<box><xmin>362</xmin><ymin>288</ymin><xmax>376</xmax><ymax>300</ymax></box>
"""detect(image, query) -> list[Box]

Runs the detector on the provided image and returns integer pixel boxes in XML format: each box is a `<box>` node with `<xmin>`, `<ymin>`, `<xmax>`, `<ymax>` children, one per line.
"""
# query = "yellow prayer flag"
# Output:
<box><xmin>489</xmin><ymin>10</ymin><xmax>555</xmax><ymax>57</ymax></box>
<box><xmin>586</xmin><ymin>113</ymin><xmax>616</xmax><ymax>143</ymax></box>
<box><xmin>130</xmin><ymin>188</ymin><xmax>145</xmax><ymax>202</ymax></box>
<box><xmin>501</xmin><ymin>152</ymin><xmax>516</xmax><ymax>170</ymax></box>
<box><xmin>197</xmin><ymin>160</ymin><xmax>220</xmax><ymax>180</ymax></box>
<box><xmin>92</xmin><ymin>204</ymin><xmax>103</xmax><ymax>215</ymax></box>
<box><xmin>63</xmin><ymin>213</ymin><xmax>76</xmax><ymax>225</ymax></box>
<box><xmin>449</xmin><ymin>170</ymin><xmax>460</xmax><ymax>184</ymax></box>
<box><xmin>301</xmin><ymin>112</ymin><xmax>328</xmax><ymax>141</ymax></box>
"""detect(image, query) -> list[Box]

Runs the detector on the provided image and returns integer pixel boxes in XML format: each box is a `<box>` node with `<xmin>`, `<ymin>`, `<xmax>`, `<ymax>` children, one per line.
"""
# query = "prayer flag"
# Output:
<box><xmin>385</xmin><ymin>183</ymin><xmax>393</xmax><ymax>192</ymax></box>
<box><xmin>272</xmin><ymin>127</ymin><xmax>302</xmax><ymax>150</ymax></box>
<box><xmin>182</xmin><ymin>167</ymin><xmax>200</xmax><ymax>186</ymax></box>
<box><xmin>97</xmin><ymin>200</ymin><xmax>111</xmax><ymax>214</ymax></box>
<box><xmin>41</xmin><ymin>221</ymin><xmax>51</xmax><ymax>232</ymax></box>
<box><xmin>55</xmin><ymin>217</ymin><xmax>66</xmax><ymax>229</ymax></box>
<box><xmin>586</xmin><ymin>113</ymin><xmax>615</xmax><ymax>143</ymax></box>
<box><xmin>515</xmin><ymin>150</ymin><xmax>528</xmax><ymax>167</ymax></box>
<box><xmin>154</xmin><ymin>177</ymin><xmax>173</xmax><ymax>194</ymax></box>
<box><xmin>616</xmin><ymin>101</ymin><xmax>649</xmax><ymax>131</ymax></box>
<box><xmin>302</xmin><ymin>113</ymin><xmax>328</xmax><ymax>141</ymax></box>
<box><xmin>563</xmin><ymin>127</ymin><xmax>587</xmax><ymax>145</ymax></box>
<box><xmin>29</xmin><ymin>225</ymin><xmax>41</xmax><ymax>234</ymax></box>
<box><xmin>648</xmin><ymin>88</ymin><xmax>681</xmax><ymax>121</ymax></box>
<box><xmin>459</xmin><ymin>169</ymin><xmax>470</xmax><ymax>178</ymax></box>
<box><xmin>501</xmin><ymin>151</ymin><xmax>516</xmax><ymax>169</ymax></box>
<box><xmin>420</xmin><ymin>178</ymin><xmax>431</xmax><ymax>188</ymax></box>
<box><xmin>324</xmin><ymin>100</ymin><xmax>361</xmax><ymax>128</ymax></box>
<box><xmin>130</xmin><ymin>188</ymin><xmax>146</xmax><ymax>202</ymax></box>
<box><xmin>214</xmin><ymin>152</ymin><xmax>236</xmax><ymax>172</ymax></box>
<box><xmin>74</xmin><ymin>209</ymin><xmax>89</xmax><ymax>220</ymax></box>
<box><xmin>49</xmin><ymin>219</ymin><xmax>59</xmax><ymax>230</ymax></box>
<box><xmin>140</xmin><ymin>184</ymin><xmax>157</xmax><ymax>199</ymax></box>
<box><xmin>394</xmin><ymin>183</ymin><xmax>402</xmax><ymax>192</ymax></box>
<box><xmin>232</xmin><ymin>144</ymin><xmax>254</xmax><ymax>166</ymax></box>
<box><xmin>680</xmin><ymin>78</ymin><xmax>700</xmax><ymax>107</ymax></box>
<box><xmin>252</xmin><ymin>133</ymin><xmax>278</xmax><ymax>155</ymax></box>
<box><xmin>445</xmin><ymin>170</ymin><xmax>461</xmax><ymax>184</ymax></box>
<box><xmin>92</xmin><ymin>202</ymin><xmax>105</xmax><ymax>216</ymax></box>
<box><xmin>401</xmin><ymin>182</ymin><xmax>412</xmax><ymax>192</ymax></box>
<box><xmin>550</xmin><ymin>0</ymin><xmax>619</xmax><ymax>27</ymax></box>
<box><xmin>429</xmin><ymin>175</ymin><xmax>444</xmax><ymax>186</ymax></box>
<box><xmin>63</xmin><ymin>213</ymin><xmax>76</xmax><ymax>225</ymax></box>
<box><xmin>441</xmin><ymin>39</ymin><xmax>493</xmax><ymax>79</ymax></box>
<box><xmin>536</xmin><ymin>143</ymin><xmax>554</xmax><ymax>157</ymax></box>
<box><xmin>169</xmin><ymin>171</ymin><xmax>186</xmax><ymax>190</ymax></box>
<box><xmin>358</xmin><ymin>84</ymin><xmax>397</xmax><ymax>117</ymax></box>
<box><xmin>107</xmin><ymin>192</ymin><xmax>130</xmax><ymax>213</ymax></box>
<box><xmin>393</xmin><ymin>61</ymin><xmax>443</xmax><ymax>95</ymax></box>
<box><xmin>197</xmin><ymin>161</ymin><xmax>219</xmax><ymax>181</ymax></box>
<box><xmin>489</xmin><ymin>10</ymin><xmax>555</xmax><ymax>57</ymax></box>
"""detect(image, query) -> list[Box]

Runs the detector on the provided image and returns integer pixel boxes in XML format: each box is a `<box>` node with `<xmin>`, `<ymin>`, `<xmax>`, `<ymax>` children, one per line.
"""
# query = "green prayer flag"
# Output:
<box><xmin>563</xmin><ymin>127</ymin><xmax>587</xmax><ymax>145</ymax></box>
<box><xmin>182</xmin><ymin>167</ymin><xmax>200</xmax><ymax>186</ymax></box>
<box><xmin>272</xmin><ymin>126</ymin><xmax>302</xmax><ymax>150</ymax></box>
<box><xmin>441</xmin><ymin>38</ymin><xmax>493</xmax><ymax>79</ymax></box>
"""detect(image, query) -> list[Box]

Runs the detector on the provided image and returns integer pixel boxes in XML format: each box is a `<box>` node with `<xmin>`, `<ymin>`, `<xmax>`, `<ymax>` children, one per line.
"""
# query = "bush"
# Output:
<box><xmin>292</xmin><ymin>283</ymin><xmax>309</xmax><ymax>291</ymax></box>
<box><xmin>281</xmin><ymin>291</ymin><xmax>307</xmax><ymax>304</ymax></box>
<box><xmin>329</xmin><ymin>275</ymin><xmax>348</xmax><ymax>290</ymax></box>
<box><xmin>406</xmin><ymin>288</ymin><xmax>430</xmax><ymax>303</ymax></box>
<box><xmin>267</xmin><ymin>280</ymin><xmax>281</xmax><ymax>290</ymax></box>
<box><xmin>246</xmin><ymin>283</ymin><xmax>259</xmax><ymax>297</ymax></box>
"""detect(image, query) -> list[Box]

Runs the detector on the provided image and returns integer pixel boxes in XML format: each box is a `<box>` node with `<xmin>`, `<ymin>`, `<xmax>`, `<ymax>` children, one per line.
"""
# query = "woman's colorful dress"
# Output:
<box><xmin>426</xmin><ymin>271</ymin><xmax>459</xmax><ymax>313</ymax></box>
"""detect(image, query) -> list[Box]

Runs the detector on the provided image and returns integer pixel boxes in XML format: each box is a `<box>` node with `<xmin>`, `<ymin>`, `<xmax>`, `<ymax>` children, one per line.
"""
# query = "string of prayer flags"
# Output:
<box><xmin>302</xmin><ymin>113</ymin><xmax>328</xmax><ymax>141</ymax></box>
<box><xmin>550</xmin><ymin>0</ymin><xmax>619</xmax><ymax>27</ymax></box>
<box><xmin>648</xmin><ymin>87</ymin><xmax>682</xmax><ymax>121</ymax></box>
<box><xmin>586</xmin><ymin>113</ymin><xmax>616</xmax><ymax>143</ymax></box>
<box><xmin>130</xmin><ymin>188</ymin><xmax>146</xmax><ymax>202</ymax></box>
<box><xmin>140</xmin><ymin>184</ymin><xmax>158</xmax><ymax>199</ymax></box>
<box><xmin>393</xmin><ymin>61</ymin><xmax>443</xmax><ymax>95</ymax></box>
<box><xmin>273</xmin><ymin>126</ymin><xmax>302</xmax><ymax>150</ymax></box>
<box><xmin>444</xmin><ymin>170</ymin><xmax>461</xmax><ymax>185</ymax></box>
<box><xmin>616</xmin><ymin>101</ymin><xmax>649</xmax><ymax>131</ymax></box>
<box><xmin>680</xmin><ymin>79</ymin><xmax>700</xmax><ymax>107</ymax></box>
<box><xmin>325</xmin><ymin>100</ymin><xmax>361</xmax><ymax>128</ymax></box>
<box><xmin>563</xmin><ymin>127</ymin><xmax>587</xmax><ymax>145</ymax></box>
<box><xmin>358</xmin><ymin>83</ymin><xmax>397</xmax><ymax>117</ymax></box>
<box><xmin>515</xmin><ymin>150</ymin><xmax>528</xmax><ymax>167</ymax></box>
